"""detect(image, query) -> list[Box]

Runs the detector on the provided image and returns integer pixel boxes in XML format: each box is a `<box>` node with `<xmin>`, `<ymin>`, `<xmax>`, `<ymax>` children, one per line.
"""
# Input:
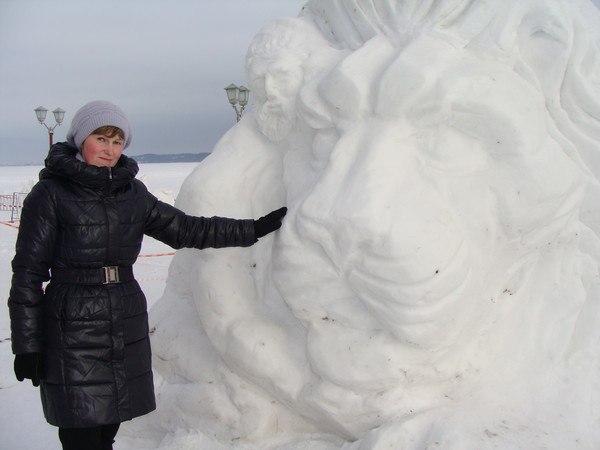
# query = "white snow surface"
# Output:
<box><xmin>2</xmin><ymin>0</ymin><xmax>600</xmax><ymax>448</ymax></box>
<box><xmin>122</xmin><ymin>0</ymin><xmax>600</xmax><ymax>448</ymax></box>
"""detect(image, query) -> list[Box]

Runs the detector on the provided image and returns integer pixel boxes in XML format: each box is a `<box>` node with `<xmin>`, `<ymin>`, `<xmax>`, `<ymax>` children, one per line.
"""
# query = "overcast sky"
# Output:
<box><xmin>1</xmin><ymin>0</ymin><xmax>599</xmax><ymax>166</ymax></box>
<box><xmin>0</xmin><ymin>0</ymin><xmax>306</xmax><ymax>165</ymax></box>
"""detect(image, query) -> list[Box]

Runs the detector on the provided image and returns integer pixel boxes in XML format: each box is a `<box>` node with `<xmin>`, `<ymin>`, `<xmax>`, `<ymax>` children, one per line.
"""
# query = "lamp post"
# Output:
<box><xmin>224</xmin><ymin>83</ymin><xmax>250</xmax><ymax>122</ymax></box>
<box><xmin>34</xmin><ymin>106</ymin><xmax>65</xmax><ymax>149</ymax></box>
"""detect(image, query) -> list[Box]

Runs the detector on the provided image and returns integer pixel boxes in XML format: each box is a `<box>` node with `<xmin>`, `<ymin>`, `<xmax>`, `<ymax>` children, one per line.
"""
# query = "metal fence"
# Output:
<box><xmin>0</xmin><ymin>192</ymin><xmax>27</xmax><ymax>222</ymax></box>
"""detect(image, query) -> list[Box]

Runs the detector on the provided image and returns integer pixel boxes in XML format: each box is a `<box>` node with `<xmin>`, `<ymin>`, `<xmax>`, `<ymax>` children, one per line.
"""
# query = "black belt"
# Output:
<box><xmin>51</xmin><ymin>266</ymin><xmax>134</xmax><ymax>285</ymax></box>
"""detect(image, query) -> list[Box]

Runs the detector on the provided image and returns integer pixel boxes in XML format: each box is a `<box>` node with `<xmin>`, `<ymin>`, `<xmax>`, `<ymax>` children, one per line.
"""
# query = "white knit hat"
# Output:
<box><xmin>66</xmin><ymin>100</ymin><xmax>132</xmax><ymax>149</ymax></box>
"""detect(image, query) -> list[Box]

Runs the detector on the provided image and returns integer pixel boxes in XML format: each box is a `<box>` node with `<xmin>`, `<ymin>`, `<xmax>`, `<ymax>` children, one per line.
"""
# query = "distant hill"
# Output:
<box><xmin>131</xmin><ymin>152</ymin><xmax>210</xmax><ymax>164</ymax></box>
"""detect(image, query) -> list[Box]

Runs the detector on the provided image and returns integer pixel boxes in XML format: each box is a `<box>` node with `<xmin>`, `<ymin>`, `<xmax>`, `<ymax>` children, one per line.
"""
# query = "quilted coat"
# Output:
<box><xmin>9</xmin><ymin>142</ymin><xmax>256</xmax><ymax>427</ymax></box>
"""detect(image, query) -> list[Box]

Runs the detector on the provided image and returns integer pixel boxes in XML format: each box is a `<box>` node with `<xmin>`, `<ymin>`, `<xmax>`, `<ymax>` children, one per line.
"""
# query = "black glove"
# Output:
<box><xmin>14</xmin><ymin>353</ymin><xmax>43</xmax><ymax>387</ymax></box>
<box><xmin>254</xmin><ymin>207</ymin><xmax>287</xmax><ymax>239</ymax></box>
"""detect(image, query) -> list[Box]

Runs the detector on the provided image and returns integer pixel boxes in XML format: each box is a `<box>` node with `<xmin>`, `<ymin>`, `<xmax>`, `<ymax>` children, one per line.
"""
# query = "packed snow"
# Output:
<box><xmin>3</xmin><ymin>0</ymin><xmax>600</xmax><ymax>448</ymax></box>
<box><xmin>125</xmin><ymin>0</ymin><xmax>600</xmax><ymax>448</ymax></box>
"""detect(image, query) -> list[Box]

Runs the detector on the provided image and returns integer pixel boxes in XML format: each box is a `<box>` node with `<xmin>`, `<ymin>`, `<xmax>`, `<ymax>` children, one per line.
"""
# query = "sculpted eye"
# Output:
<box><xmin>528</xmin><ymin>21</ymin><xmax>568</xmax><ymax>44</ymax></box>
<box><xmin>517</xmin><ymin>11</ymin><xmax>570</xmax><ymax>86</ymax></box>
<box><xmin>519</xmin><ymin>12</ymin><xmax>569</xmax><ymax>48</ymax></box>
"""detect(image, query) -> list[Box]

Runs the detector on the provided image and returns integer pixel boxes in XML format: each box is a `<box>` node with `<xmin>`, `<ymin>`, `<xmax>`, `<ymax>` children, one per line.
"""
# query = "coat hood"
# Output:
<box><xmin>40</xmin><ymin>142</ymin><xmax>139</xmax><ymax>192</ymax></box>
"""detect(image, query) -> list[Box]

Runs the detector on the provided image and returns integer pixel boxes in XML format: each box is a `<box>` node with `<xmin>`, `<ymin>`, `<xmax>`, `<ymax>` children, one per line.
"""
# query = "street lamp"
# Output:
<box><xmin>224</xmin><ymin>83</ymin><xmax>250</xmax><ymax>122</ymax></box>
<box><xmin>34</xmin><ymin>106</ymin><xmax>65</xmax><ymax>149</ymax></box>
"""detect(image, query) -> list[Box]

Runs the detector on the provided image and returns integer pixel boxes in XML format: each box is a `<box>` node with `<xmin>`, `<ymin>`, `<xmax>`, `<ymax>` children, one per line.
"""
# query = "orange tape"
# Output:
<box><xmin>137</xmin><ymin>252</ymin><xmax>175</xmax><ymax>258</ymax></box>
<box><xmin>0</xmin><ymin>221</ymin><xmax>19</xmax><ymax>229</ymax></box>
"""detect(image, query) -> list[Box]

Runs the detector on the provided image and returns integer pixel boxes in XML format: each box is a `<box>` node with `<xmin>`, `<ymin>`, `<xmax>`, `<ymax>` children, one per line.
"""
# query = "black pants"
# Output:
<box><xmin>58</xmin><ymin>423</ymin><xmax>120</xmax><ymax>450</ymax></box>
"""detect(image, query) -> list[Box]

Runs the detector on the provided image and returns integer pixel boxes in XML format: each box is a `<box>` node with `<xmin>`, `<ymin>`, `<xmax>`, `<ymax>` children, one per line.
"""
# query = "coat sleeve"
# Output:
<box><xmin>143</xmin><ymin>192</ymin><xmax>256</xmax><ymax>250</ymax></box>
<box><xmin>9</xmin><ymin>182</ymin><xmax>57</xmax><ymax>355</ymax></box>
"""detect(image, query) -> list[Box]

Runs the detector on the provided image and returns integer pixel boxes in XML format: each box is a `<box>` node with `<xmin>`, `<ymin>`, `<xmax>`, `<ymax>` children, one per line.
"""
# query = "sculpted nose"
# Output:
<box><xmin>264</xmin><ymin>74</ymin><xmax>279</xmax><ymax>99</ymax></box>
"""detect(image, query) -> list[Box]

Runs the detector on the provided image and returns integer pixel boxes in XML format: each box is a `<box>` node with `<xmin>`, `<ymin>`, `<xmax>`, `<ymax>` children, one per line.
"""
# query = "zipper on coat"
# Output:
<box><xmin>106</xmin><ymin>167</ymin><xmax>113</xmax><ymax>197</ymax></box>
<box><xmin>59</xmin><ymin>293</ymin><xmax>66</xmax><ymax>331</ymax></box>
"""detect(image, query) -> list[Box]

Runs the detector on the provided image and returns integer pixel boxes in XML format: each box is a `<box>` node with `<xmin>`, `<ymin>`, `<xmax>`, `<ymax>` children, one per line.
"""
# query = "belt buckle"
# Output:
<box><xmin>103</xmin><ymin>266</ymin><xmax>120</xmax><ymax>284</ymax></box>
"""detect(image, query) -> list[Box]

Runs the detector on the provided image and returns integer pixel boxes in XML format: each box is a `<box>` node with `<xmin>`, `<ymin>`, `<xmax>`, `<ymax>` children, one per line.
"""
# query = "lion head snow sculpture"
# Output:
<box><xmin>142</xmin><ymin>0</ymin><xmax>600</xmax><ymax>448</ymax></box>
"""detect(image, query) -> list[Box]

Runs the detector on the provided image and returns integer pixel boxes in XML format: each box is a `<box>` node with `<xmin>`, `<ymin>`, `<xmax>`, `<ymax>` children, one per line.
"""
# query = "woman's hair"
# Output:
<box><xmin>91</xmin><ymin>126</ymin><xmax>125</xmax><ymax>140</ymax></box>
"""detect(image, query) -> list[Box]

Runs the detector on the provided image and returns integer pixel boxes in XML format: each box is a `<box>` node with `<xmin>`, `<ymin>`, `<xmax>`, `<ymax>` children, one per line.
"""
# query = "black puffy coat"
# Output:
<box><xmin>9</xmin><ymin>143</ymin><xmax>256</xmax><ymax>427</ymax></box>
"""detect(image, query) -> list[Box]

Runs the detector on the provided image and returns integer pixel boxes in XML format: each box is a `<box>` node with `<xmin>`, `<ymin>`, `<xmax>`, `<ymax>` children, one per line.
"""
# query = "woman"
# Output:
<box><xmin>9</xmin><ymin>100</ymin><xmax>286</xmax><ymax>450</ymax></box>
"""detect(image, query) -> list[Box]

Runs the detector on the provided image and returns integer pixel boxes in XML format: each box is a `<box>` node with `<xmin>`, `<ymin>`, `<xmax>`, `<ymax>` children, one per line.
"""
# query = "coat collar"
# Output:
<box><xmin>40</xmin><ymin>142</ymin><xmax>139</xmax><ymax>192</ymax></box>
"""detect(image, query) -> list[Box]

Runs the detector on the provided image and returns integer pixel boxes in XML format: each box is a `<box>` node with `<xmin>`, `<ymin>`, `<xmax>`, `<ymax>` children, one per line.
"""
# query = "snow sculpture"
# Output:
<box><xmin>131</xmin><ymin>0</ymin><xmax>600</xmax><ymax>448</ymax></box>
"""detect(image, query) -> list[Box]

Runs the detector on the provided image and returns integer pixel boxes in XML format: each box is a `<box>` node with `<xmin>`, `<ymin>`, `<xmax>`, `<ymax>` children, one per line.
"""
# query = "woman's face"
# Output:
<box><xmin>81</xmin><ymin>133</ymin><xmax>124</xmax><ymax>167</ymax></box>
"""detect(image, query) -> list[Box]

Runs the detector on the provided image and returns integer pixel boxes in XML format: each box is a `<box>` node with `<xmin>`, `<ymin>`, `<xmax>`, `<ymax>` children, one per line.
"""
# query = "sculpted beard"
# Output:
<box><xmin>256</xmin><ymin>99</ymin><xmax>296</xmax><ymax>142</ymax></box>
